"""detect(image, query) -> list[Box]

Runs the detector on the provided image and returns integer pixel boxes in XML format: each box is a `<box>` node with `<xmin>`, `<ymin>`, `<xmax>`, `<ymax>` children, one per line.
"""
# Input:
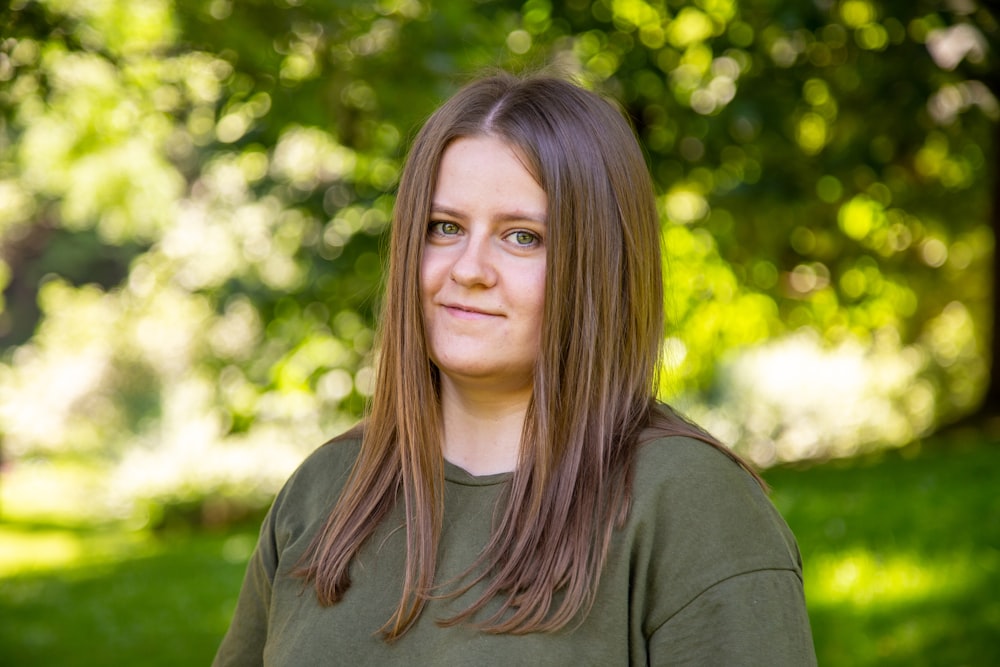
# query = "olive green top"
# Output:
<box><xmin>213</xmin><ymin>435</ymin><xmax>816</xmax><ymax>666</ymax></box>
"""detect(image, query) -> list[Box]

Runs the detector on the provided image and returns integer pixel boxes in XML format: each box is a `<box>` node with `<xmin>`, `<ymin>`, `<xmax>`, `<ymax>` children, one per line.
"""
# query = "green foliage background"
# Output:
<box><xmin>1</xmin><ymin>2</ymin><xmax>999</xmax><ymax>664</ymax></box>
<box><xmin>0</xmin><ymin>0</ymin><xmax>996</xmax><ymax>516</ymax></box>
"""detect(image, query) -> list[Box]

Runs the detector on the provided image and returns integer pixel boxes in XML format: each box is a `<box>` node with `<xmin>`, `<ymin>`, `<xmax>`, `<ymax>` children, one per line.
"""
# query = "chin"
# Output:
<box><xmin>434</xmin><ymin>360</ymin><xmax>533</xmax><ymax>388</ymax></box>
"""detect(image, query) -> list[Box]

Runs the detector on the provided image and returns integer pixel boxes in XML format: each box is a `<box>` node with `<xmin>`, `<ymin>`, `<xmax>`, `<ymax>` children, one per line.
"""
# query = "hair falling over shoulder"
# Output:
<box><xmin>294</xmin><ymin>71</ymin><xmax>761</xmax><ymax>640</ymax></box>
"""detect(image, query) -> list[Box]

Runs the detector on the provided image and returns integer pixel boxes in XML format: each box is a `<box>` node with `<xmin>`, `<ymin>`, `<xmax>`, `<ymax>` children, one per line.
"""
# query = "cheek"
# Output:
<box><xmin>524</xmin><ymin>264</ymin><xmax>547</xmax><ymax>325</ymax></box>
<box><xmin>419</xmin><ymin>252</ymin><xmax>441</xmax><ymax>299</ymax></box>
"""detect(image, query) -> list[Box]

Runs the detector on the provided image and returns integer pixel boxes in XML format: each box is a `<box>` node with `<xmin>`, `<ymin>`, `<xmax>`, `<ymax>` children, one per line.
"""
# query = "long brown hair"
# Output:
<box><xmin>295</xmin><ymin>71</ymin><xmax>761</xmax><ymax>639</ymax></box>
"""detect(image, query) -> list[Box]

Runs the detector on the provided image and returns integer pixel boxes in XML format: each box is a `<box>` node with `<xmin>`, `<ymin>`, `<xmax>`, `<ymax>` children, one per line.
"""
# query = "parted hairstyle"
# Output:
<box><xmin>295</xmin><ymin>71</ymin><xmax>761</xmax><ymax>640</ymax></box>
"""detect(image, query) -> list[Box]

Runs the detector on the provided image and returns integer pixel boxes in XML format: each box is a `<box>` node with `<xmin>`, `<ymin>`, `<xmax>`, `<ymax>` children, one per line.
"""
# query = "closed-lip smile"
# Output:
<box><xmin>442</xmin><ymin>302</ymin><xmax>501</xmax><ymax>317</ymax></box>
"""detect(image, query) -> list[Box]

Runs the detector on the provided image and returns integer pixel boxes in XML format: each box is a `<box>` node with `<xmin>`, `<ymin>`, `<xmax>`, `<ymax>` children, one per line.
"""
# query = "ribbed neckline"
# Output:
<box><xmin>443</xmin><ymin>459</ymin><xmax>512</xmax><ymax>487</ymax></box>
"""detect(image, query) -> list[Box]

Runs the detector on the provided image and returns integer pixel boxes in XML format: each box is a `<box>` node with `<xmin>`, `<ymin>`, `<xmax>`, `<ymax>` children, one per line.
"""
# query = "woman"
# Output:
<box><xmin>214</xmin><ymin>72</ymin><xmax>816</xmax><ymax>665</ymax></box>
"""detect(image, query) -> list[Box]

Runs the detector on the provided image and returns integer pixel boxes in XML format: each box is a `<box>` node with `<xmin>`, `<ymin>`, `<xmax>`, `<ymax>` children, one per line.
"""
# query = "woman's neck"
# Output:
<box><xmin>438</xmin><ymin>377</ymin><xmax>531</xmax><ymax>476</ymax></box>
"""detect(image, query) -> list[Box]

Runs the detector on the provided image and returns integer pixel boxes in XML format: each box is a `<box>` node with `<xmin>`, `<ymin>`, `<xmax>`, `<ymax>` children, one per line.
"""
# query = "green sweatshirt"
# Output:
<box><xmin>213</xmin><ymin>435</ymin><xmax>816</xmax><ymax>666</ymax></box>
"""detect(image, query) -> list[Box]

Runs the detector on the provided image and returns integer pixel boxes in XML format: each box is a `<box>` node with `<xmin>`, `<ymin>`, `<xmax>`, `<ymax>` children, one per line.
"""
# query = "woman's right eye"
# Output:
<box><xmin>429</xmin><ymin>221</ymin><xmax>461</xmax><ymax>236</ymax></box>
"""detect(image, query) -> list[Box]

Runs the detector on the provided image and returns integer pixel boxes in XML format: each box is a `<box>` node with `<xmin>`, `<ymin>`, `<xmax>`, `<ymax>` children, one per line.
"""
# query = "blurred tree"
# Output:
<box><xmin>503</xmin><ymin>0</ymin><xmax>998</xmax><ymax>438</ymax></box>
<box><xmin>0</xmin><ymin>0</ymin><xmax>995</xmax><ymax>516</ymax></box>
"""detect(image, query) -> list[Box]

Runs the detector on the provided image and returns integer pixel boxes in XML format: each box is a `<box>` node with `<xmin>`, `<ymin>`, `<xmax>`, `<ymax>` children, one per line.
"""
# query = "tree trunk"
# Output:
<box><xmin>973</xmin><ymin>112</ymin><xmax>1000</xmax><ymax>422</ymax></box>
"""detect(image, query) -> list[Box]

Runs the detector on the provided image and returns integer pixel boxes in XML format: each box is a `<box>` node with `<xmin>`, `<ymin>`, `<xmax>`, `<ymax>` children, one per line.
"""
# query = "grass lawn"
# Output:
<box><xmin>2</xmin><ymin>432</ymin><xmax>998</xmax><ymax>665</ymax></box>
<box><xmin>0</xmin><ymin>520</ymin><xmax>259</xmax><ymax>665</ymax></box>
<box><xmin>767</xmin><ymin>431</ymin><xmax>1000</xmax><ymax>666</ymax></box>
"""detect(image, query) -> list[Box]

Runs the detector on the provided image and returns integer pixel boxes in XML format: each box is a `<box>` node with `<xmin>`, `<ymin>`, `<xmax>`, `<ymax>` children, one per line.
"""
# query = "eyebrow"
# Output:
<box><xmin>430</xmin><ymin>204</ymin><xmax>547</xmax><ymax>225</ymax></box>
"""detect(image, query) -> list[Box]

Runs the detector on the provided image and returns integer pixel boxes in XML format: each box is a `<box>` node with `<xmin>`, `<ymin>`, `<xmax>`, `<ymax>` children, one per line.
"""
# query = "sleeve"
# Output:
<box><xmin>647</xmin><ymin>569</ymin><xmax>817</xmax><ymax>666</ymax></box>
<box><xmin>211</xmin><ymin>502</ymin><xmax>280</xmax><ymax>667</ymax></box>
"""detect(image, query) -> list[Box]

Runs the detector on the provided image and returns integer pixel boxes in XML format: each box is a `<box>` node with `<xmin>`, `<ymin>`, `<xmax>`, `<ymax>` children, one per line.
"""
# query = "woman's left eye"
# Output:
<box><xmin>507</xmin><ymin>230</ymin><xmax>540</xmax><ymax>247</ymax></box>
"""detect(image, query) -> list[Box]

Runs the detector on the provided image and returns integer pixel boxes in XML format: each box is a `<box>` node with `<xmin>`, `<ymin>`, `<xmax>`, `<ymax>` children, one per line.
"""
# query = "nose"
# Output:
<box><xmin>449</xmin><ymin>233</ymin><xmax>497</xmax><ymax>288</ymax></box>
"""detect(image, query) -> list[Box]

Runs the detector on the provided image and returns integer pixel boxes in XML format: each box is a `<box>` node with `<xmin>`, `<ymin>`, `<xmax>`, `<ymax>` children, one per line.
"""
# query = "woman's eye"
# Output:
<box><xmin>429</xmin><ymin>221</ymin><xmax>461</xmax><ymax>236</ymax></box>
<box><xmin>508</xmin><ymin>230</ymin><xmax>540</xmax><ymax>247</ymax></box>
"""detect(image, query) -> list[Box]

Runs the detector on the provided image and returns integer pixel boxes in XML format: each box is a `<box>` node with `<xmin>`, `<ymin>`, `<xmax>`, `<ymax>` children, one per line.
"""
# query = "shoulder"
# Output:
<box><xmin>622</xmin><ymin>437</ymin><xmax>803</xmax><ymax>627</ymax></box>
<box><xmin>631</xmin><ymin>435</ymin><xmax>764</xmax><ymax>504</ymax></box>
<box><xmin>289</xmin><ymin>430</ymin><xmax>363</xmax><ymax>486</ymax></box>
<box><xmin>269</xmin><ymin>430</ymin><xmax>363</xmax><ymax>527</ymax></box>
<box><xmin>628</xmin><ymin>436</ymin><xmax>795</xmax><ymax>554</ymax></box>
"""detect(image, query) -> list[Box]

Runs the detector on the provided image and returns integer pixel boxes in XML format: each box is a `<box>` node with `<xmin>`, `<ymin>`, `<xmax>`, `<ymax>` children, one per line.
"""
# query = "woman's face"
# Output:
<box><xmin>420</xmin><ymin>135</ymin><xmax>548</xmax><ymax>396</ymax></box>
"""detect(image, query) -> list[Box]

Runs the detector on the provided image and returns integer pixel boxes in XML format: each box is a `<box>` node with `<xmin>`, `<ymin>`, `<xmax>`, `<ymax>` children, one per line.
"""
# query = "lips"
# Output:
<box><xmin>442</xmin><ymin>302</ymin><xmax>502</xmax><ymax>319</ymax></box>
